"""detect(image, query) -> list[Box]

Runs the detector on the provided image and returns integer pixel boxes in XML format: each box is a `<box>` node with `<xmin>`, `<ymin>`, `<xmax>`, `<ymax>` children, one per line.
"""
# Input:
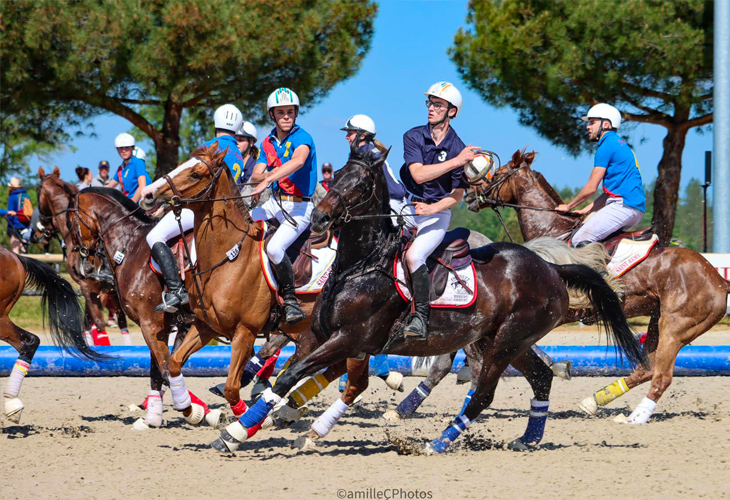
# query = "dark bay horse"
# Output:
<box><xmin>212</xmin><ymin>147</ymin><xmax>645</xmax><ymax>454</ymax></box>
<box><xmin>1</xmin><ymin>245</ymin><xmax>102</xmax><ymax>423</ymax></box>
<box><xmin>36</xmin><ymin>167</ymin><xmax>129</xmax><ymax>346</ymax></box>
<box><xmin>467</xmin><ymin>150</ymin><xmax>730</xmax><ymax>423</ymax></box>
<box><xmin>138</xmin><ymin>146</ymin><xmax>361</xmax><ymax>430</ymax></box>
<box><xmin>67</xmin><ymin>187</ymin><xmax>222</xmax><ymax>430</ymax></box>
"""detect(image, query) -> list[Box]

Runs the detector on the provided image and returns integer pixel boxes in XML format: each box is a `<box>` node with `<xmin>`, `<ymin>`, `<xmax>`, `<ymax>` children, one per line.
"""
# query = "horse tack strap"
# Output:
<box><xmin>436</xmin><ymin>257</ymin><xmax>473</xmax><ymax>295</ymax></box>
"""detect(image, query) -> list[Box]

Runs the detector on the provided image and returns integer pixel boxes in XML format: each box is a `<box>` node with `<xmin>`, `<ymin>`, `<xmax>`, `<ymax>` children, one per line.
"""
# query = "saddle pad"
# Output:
<box><xmin>394</xmin><ymin>259</ymin><xmax>477</xmax><ymax>309</ymax></box>
<box><xmin>149</xmin><ymin>237</ymin><xmax>197</xmax><ymax>276</ymax></box>
<box><xmin>260</xmin><ymin>226</ymin><xmax>337</xmax><ymax>295</ymax></box>
<box><xmin>606</xmin><ymin>234</ymin><xmax>658</xmax><ymax>277</ymax></box>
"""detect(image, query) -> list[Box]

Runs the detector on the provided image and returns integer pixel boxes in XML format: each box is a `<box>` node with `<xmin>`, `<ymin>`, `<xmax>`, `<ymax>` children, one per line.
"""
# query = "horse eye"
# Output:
<box><xmin>190</xmin><ymin>171</ymin><xmax>201</xmax><ymax>180</ymax></box>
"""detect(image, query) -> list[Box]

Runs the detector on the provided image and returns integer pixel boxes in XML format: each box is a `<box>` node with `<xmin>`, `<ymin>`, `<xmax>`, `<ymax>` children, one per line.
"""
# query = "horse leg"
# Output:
<box><xmin>373</xmin><ymin>354</ymin><xmax>404</xmax><ymax>392</ymax></box>
<box><xmin>167</xmin><ymin>321</ymin><xmax>219</xmax><ymax>427</ymax></box>
<box><xmin>384</xmin><ymin>352</ymin><xmax>456</xmax><ymax>421</ymax></box>
<box><xmin>132</xmin><ymin>318</ymin><xmax>170</xmax><ymax>431</ymax></box>
<box><xmin>293</xmin><ymin>357</ymin><xmax>371</xmax><ymax>450</ymax></box>
<box><xmin>223</xmin><ymin>325</ymin><xmax>257</xmax><ymax>419</ymax></box>
<box><xmin>0</xmin><ymin>316</ymin><xmax>40</xmax><ymax>423</ymax></box>
<box><xmin>459</xmin><ymin>342</ymin><xmax>485</xmax><ymax>416</ymax></box>
<box><xmin>111</xmin><ymin>294</ymin><xmax>132</xmax><ymax>345</ymax></box>
<box><xmin>505</xmin><ymin>348</ymin><xmax>554</xmax><ymax>451</ymax></box>
<box><xmin>81</xmin><ymin>282</ymin><xmax>110</xmax><ymax>346</ymax></box>
<box><xmin>578</xmin><ymin>314</ymin><xmax>659</xmax><ymax>416</ymax></box>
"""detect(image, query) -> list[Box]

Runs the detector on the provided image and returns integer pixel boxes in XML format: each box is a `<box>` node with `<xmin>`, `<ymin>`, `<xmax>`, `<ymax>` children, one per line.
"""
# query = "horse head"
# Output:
<box><xmin>310</xmin><ymin>143</ymin><xmax>389</xmax><ymax>234</ymax></box>
<box><xmin>139</xmin><ymin>144</ymin><xmax>227</xmax><ymax>211</ymax></box>
<box><xmin>66</xmin><ymin>191</ymin><xmax>105</xmax><ymax>278</ymax></box>
<box><xmin>465</xmin><ymin>148</ymin><xmax>537</xmax><ymax>212</ymax></box>
<box><xmin>36</xmin><ymin>165</ymin><xmax>78</xmax><ymax>242</ymax></box>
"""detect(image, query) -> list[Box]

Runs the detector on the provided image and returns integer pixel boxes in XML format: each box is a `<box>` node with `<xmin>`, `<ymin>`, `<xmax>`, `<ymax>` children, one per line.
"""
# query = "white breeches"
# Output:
<box><xmin>389</xmin><ymin>197</ymin><xmax>408</xmax><ymax>217</ymax></box>
<box><xmin>572</xmin><ymin>198</ymin><xmax>644</xmax><ymax>246</ymax></box>
<box><xmin>251</xmin><ymin>197</ymin><xmax>313</xmax><ymax>264</ymax></box>
<box><xmin>146</xmin><ymin>209</ymin><xmax>195</xmax><ymax>248</ymax></box>
<box><xmin>403</xmin><ymin>207</ymin><xmax>451</xmax><ymax>271</ymax></box>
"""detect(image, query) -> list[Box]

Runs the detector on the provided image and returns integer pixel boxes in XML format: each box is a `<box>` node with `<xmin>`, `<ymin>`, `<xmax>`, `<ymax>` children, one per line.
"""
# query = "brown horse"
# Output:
<box><xmin>467</xmin><ymin>149</ymin><xmax>730</xmax><ymax>423</ymax></box>
<box><xmin>66</xmin><ymin>187</ymin><xmax>223</xmax><ymax>430</ymax></box>
<box><xmin>36</xmin><ymin>167</ymin><xmax>129</xmax><ymax>346</ymax></box>
<box><xmin>1</xmin><ymin>245</ymin><xmax>102</xmax><ymax>423</ymax></box>
<box><xmin>210</xmin><ymin>146</ymin><xmax>645</xmax><ymax>454</ymax></box>
<box><xmin>137</xmin><ymin>146</ymin><xmax>358</xmax><ymax>428</ymax></box>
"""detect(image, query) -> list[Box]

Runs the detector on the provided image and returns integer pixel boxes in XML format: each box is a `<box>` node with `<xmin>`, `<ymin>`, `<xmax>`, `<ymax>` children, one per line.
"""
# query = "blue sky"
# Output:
<box><xmin>39</xmin><ymin>0</ymin><xmax>713</xmax><ymax>195</ymax></box>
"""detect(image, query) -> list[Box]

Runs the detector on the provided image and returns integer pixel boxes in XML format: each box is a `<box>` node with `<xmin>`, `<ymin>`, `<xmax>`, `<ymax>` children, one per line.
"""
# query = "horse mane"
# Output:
<box><xmin>81</xmin><ymin>187</ymin><xmax>154</xmax><ymax>224</ymax></box>
<box><xmin>530</xmin><ymin>170</ymin><xmax>564</xmax><ymax>205</ymax></box>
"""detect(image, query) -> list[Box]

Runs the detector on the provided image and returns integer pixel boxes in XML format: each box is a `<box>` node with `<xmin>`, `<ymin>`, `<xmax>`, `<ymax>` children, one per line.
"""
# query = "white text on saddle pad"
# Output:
<box><xmin>394</xmin><ymin>260</ymin><xmax>477</xmax><ymax>308</ymax></box>
<box><xmin>607</xmin><ymin>235</ymin><xmax>658</xmax><ymax>278</ymax></box>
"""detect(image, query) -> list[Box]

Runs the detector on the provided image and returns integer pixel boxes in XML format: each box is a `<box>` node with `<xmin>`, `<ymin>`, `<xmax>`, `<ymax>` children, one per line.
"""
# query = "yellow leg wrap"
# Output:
<box><xmin>594</xmin><ymin>378</ymin><xmax>630</xmax><ymax>406</ymax></box>
<box><xmin>289</xmin><ymin>373</ymin><xmax>329</xmax><ymax>407</ymax></box>
<box><xmin>270</xmin><ymin>358</ymin><xmax>292</xmax><ymax>388</ymax></box>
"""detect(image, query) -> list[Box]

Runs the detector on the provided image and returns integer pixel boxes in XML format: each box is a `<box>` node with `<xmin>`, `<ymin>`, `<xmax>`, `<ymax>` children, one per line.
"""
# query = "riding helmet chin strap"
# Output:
<box><xmin>430</xmin><ymin>105</ymin><xmax>454</xmax><ymax>128</ymax></box>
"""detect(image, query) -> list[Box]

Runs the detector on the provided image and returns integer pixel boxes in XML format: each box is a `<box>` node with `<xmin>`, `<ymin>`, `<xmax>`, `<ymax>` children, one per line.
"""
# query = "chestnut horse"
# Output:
<box><xmin>66</xmin><ymin>187</ymin><xmax>223</xmax><ymax>430</ymax></box>
<box><xmin>36</xmin><ymin>166</ymin><xmax>129</xmax><ymax>346</ymax></box>
<box><xmin>467</xmin><ymin>150</ymin><xmax>730</xmax><ymax>423</ymax></box>
<box><xmin>213</xmin><ymin>146</ymin><xmax>645</xmax><ymax>454</ymax></box>
<box><xmin>138</xmin><ymin>145</ymin><xmax>359</xmax><ymax>428</ymax></box>
<box><xmin>1</xmin><ymin>245</ymin><xmax>102</xmax><ymax>423</ymax></box>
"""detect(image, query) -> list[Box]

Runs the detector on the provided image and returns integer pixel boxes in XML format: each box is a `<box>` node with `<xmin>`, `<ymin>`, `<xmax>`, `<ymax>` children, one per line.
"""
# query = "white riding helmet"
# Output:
<box><xmin>114</xmin><ymin>133</ymin><xmax>135</xmax><ymax>148</ymax></box>
<box><xmin>340</xmin><ymin>114</ymin><xmax>376</xmax><ymax>136</ymax></box>
<box><xmin>236</xmin><ymin>121</ymin><xmax>258</xmax><ymax>141</ymax></box>
<box><xmin>214</xmin><ymin>104</ymin><xmax>243</xmax><ymax>133</ymax></box>
<box><xmin>133</xmin><ymin>147</ymin><xmax>146</xmax><ymax>161</ymax></box>
<box><xmin>267</xmin><ymin>88</ymin><xmax>300</xmax><ymax>111</ymax></box>
<box><xmin>582</xmin><ymin>103</ymin><xmax>622</xmax><ymax>129</ymax></box>
<box><xmin>424</xmin><ymin>81</ymin><xmax>463</xmax><ymax>118</ymax></box>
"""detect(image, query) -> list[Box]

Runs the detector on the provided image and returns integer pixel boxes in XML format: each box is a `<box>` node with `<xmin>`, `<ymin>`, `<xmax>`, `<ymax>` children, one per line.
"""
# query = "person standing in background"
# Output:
<box><xmin>94</xmin><ymin>161</ymin><xmax>114</xmax><ymax>187</ymax></box>
<box><xmin>0</xmin><ymin>177</ymin><xmax>32</xmax><ymax>254</ymax></box>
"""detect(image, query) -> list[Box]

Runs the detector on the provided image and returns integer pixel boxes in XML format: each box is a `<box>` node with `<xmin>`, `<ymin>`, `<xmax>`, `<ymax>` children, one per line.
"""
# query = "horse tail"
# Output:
<box><xmin>554</xmin><ymin>263</ymin><xmax>648</xmax><ymax>369</ymax></box>
<box><xmin>18</xmin><ymin>256</ymin><xmax>109</xmax><ymax>361</ymax></box>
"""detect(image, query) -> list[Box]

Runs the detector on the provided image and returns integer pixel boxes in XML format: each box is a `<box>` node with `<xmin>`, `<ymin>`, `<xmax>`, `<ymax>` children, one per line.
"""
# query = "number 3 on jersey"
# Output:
<box><xmin>438</xmin><ymin>151</ymin><xmax>447</xmax><ymax>162</ymax></box>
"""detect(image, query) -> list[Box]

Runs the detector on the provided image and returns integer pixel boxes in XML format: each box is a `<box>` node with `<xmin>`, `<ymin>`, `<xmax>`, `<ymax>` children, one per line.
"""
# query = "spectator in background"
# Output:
<box><xmin>312</xmin><ymin>162</ymin><xmax>334</xmax><ymax>206</ymax></box>
<box><xmin>0</xmin><ymin>177</ymin><xmax>32</xmax><ymax>254</ymax></box>
<box><xmin>95</xmin><ymin>160</ymin><xmax>114</xmax><ymax>187</ymax></box>
<box><xmin>75</xmin><ymin>167</ymin><xmax>95</xmax><ymax>190</ymax></box>
<box><xmin>106</xmin><ymin>133</ymin><xmax>151</xmax><ymax>203</ymax></box>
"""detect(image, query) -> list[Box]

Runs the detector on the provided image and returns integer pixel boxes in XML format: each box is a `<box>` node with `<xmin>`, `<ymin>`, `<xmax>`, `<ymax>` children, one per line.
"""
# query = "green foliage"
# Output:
<box><xmin>1</xmin><ymin>0</ymin><xmax>377</xmax><ymax>176</ymax></box>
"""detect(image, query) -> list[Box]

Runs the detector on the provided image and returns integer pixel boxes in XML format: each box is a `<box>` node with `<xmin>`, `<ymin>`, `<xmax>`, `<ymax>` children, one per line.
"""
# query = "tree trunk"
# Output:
<box><xmin>154</xmin><ymin>100</ymin><xmax>183</xmax><ymax>179</ymax></box>
<box><xmin>652</xmin><ymin>126</ymin><xmax>688</xmax><ymax>246</ymax></box>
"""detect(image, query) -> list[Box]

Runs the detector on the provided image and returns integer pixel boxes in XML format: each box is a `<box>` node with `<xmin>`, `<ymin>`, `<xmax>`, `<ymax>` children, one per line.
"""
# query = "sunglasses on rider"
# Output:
<box><xmin>425</xmin><ymin>99</ymin><xmax>448</xmax><ymax>111</ymax></box>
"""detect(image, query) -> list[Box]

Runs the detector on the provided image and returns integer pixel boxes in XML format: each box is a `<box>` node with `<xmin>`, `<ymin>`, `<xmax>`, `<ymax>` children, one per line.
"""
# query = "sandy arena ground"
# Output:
<box><xmin>3</xmin><ymin>329</ymin><xmax>730</xmax><ymax>499</ymax></box>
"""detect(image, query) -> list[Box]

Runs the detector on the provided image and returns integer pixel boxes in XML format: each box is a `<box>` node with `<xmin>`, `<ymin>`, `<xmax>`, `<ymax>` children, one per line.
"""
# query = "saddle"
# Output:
<box><xmin>601</xmin><ymin>226</ymin><xmax>654</xmax><ymax>256</ymax></box>
<box><xmin>167</xmin><ymin>231</ymin><xmax>195</xmax><ymax>273</ymax></box>
<box><xmin>264</xmin><ymin>219</ymin><xmax>332</xmax><ymax>288</ymax></box>
<box><xmin>400</xmin><ymin>227</ymin><xmax>473</xmax><ymax>300</ymax></box>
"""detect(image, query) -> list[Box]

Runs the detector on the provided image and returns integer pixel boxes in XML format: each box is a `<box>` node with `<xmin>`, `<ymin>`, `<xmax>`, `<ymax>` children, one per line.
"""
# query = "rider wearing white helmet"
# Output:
<box><xmin>399</xmin><ymin>82</ymin><xmax>480</xmax><ymax>340</ymax></box>
<box><xmin>106</xmin><ymin>133</ymin><xmax>151</xmax><ymax>203</ymax></box>
<box><xmin>248</xmin><ymin>88</ymin><xmax>317</xmax><ymax>324</ymax></box>
<box><xmin>235</xmin><ymin>121</ymin><xmax>259</xmax><ymax>185</ymax></box>
<box><xmin>556</xmin><ymin>103</ymin><xmax>645</xmax><ymax>246</ymax></box>
<box><xmin>341</xmin><ymin>114</ymin><xmax>408</xmax><ymax>219</ymax></box>
<box><xmin>142</xmin><ymin>104</ymin><xmax>245</xmax><ymax>312</ymax></box>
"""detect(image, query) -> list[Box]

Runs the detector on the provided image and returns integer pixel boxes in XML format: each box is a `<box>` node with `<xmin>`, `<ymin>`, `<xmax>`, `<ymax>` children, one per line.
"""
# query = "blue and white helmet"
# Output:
<box><xmin>267</xmin><ymin>88</ymin><xmax>300</xmax><ymax>111</ymax></box>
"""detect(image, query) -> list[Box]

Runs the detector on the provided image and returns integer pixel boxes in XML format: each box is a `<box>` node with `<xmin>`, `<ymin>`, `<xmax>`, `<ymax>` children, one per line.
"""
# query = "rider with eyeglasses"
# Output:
<box><xmin>399</xmin><ymin>82</ymin><xmax>480</xmax><ymax>340</ymax></box>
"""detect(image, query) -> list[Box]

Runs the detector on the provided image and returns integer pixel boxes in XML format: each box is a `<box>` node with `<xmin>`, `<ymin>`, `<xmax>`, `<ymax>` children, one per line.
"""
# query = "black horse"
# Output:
<box><xmin>212</xmin><ymin>147</ymin><xmax>645</xmax><ymax>454</ymax></box>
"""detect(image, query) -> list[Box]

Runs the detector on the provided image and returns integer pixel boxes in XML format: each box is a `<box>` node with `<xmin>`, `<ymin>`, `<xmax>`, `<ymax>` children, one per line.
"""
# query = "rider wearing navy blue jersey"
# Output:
<box><xmin>399</xmin><ymin>82</ymin><xmax>480</xmax><ymax>340</ymax></box>
<box><xmin>248</xmin><ymin>88</ymin><xmax>317</xmax><ymax>324</ymax></box>
<box><xmin>556</xmin><ymin>103</ymin><xmax>645</xmax><ymax>246</ymax></box>
<box><xmin>141</xmin><ymin>104</ymin><xmax>244</xmax><ymax>312</ymax></box>
<box><xmin>341</xmin><ymin>114</ymin><xmax>408</xmax><ymax>219</ymax></box>
<box><xmin>235</xmin><ymin>121</ymin><xmax>259</xmax><ymax>186</ymax></box>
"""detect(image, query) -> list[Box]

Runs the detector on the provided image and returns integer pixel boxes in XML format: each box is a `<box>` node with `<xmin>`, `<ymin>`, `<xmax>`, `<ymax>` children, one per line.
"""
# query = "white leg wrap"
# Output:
<box><xmin>4</xmin><ymin>359</ymin><xmax>30</xmax><ymax>399</ymax></box>
<box><xmin>184</xmin><ymin>402</ymin><xmax>205</xmax><ymax>425</ymax></box>
<box><xmin>627</xmin><ymin>397</ymin><xmax>657</xmax><ymax>424</ymax></box>
<box><xmin>4</xmin><ymin>397</ymin><xmax>24</xmax><ymax>423</ymax></box>
<box><xmin>144</xmin><ymin>390</ymin><xmax>163</xmax><ymax>427</ymax></box>
<box><xmin>169</xmin><ymin>374</ymin><xmax>192</xmax><ymax>410</ymax></box>
<box><xmin>121</xmin><ymin>331</ymin><xmax>133</xmax><ymax>346</ymax></box>
<box><xmin>311</xmin><ymin>398</ymin><xmax>349</xmax><ymax>437</ymax></box>
<box><xmin>261</xmin><ymin>387</ymin><xmax>282</xmax><ymax>406</ymax></box>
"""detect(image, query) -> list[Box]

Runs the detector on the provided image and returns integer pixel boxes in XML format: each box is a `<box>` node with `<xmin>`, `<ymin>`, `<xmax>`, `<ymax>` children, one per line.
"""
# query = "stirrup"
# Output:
<box><xmin>403</xmin><ymin>313</ymin><xmax>428</xmax><ymax>340</ymax></box>
<box><xmin>283</xmin><ymin>301</ymin><xmax>306</xmax><ymax>324</ymax></box>
<box><xmin>155</xmin><ymin>290</ymin><xmax>189</xmax><ymax>313</ymax></box>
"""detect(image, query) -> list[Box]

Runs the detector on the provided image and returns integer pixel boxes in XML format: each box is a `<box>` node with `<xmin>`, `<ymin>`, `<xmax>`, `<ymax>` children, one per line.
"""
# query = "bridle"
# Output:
<box><xmin>36</xmin><ymin>175</ymin><xmax>75</xmax><ymax>242</ymax></box>
<box><xmin>326</xmin><ymin>158</ymin><xmax>392</xmax><ymax>225</ymax></box>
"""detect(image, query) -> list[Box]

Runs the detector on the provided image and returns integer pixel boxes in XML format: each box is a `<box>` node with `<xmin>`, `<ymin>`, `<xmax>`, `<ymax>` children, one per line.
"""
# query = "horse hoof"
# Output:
<box><xmin>205</xmin><ymin>409</ymin><xmax>224</xmax><ymax>429</ymax></box>
<box><xmin>184</xmin><ymin>403</ymin><xmax>205</xmax><ymax>425</ymax></box>
<box><xmin>420</xmin><ymin>441</ymin><xmax>440</xmax><ymax>455</ymax></box>
<box><xmin>210</xmin><ymin>435</ymin><xmax>237</xmax><ymax>454</ymax></box>
<box><xmin>4</xmin><ymin>398</ymin><xmax>24</xmax><ymax>424</ymax></box>
<box><xmin>132</xmin><ymin>418</ymin><xmax>152</xmax><ymax>431</ymax></box>
<box><xmin>507</xmin><ymin>438</ymin><xmax>531</xmax><ymax>452</ymax></box>
<box><xmin>578</xmin><ymin>396</ymin><xmax>598</xmax><ymax>416</ymax></box>
<box><xmin>292</xmin><ymin>435</ymin><xmax>317</xmax><ymax>451</ymax></box>
<box><xmin>382</xmin><ymin>409</ymin><xmax>403</xmax><ymax>422</ymax></box>
<box><xmin>208</xmin><ymin>383</ymin><xmax>226</xmax><ymax>399</ymax></box>
<box><xmin>613</xmin><ymin>414</ymin><xmax>629</xmax><ymax>424</ymax></box>
<box><xmin>551</xmin><ymin>360</ymin><xmax>572</xmax><ymax>381</ymax></box>
<box><xmin>127</xmin><ymin>403</ymin><xmax>143</xmax><ymax>412</ymax></box>
<box><xmin>385</xmin><ymin>372</ymin><xmax>405</xmax><ymax>392</ymax></box>
<box><xmin>273</xmin><ymin>404</ymin><xmax>301</xmax><ymax>428</ymax></box>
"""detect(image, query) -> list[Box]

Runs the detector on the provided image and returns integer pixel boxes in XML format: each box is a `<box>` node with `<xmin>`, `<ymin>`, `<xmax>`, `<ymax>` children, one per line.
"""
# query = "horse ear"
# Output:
<box><xmin>510</xmin><ymin>150</ymin><xmax>522</xmax><ymax>168</ymax></box>
<box><xmin>53</xmin><ymin>166</ymin><xmax>60</xmax><ymax>176</ymax></box>
<box><xmin>38</xmin><ymin>166</ymin><xmax>46</xmax><ymax>179</ymax></box>
<box><xmin>383</xmin><ymin>146</ymin><xmax>392</xmax><ymax>160</ymax></box>
<box><xmin>524</xmin><ymin>151</ymin><xmax>537</xmax><ymax>168</ymax></box>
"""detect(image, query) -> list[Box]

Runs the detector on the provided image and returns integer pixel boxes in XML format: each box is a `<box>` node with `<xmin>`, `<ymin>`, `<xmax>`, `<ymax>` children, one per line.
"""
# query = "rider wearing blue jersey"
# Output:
<box><xmin>556</xmin><ymin>103</ymin><xmax>645</xmax><ymax>246</ymax></box>
<box><xmin>143</xmin><ymin>104</ymin><xmax>244</xmax><ymax>312</ymax></box>
<box><xmin>248</xmin><ymin>88</ymin><xmax>317</xmax><ymax>324</ymax></box>
<box><xmin>235</xmin><ymin>121</ymin><xmax>259</xmax><ymax>185</ymax></box>
<box><xmin>107</xmin><ymin>133</ymin><xmax>151</xmax><ymax>203</ymax></box>
<box><xmin>399</xmin><ymin>82</ymin><xmax>480</xmax><ymax>340</ymax></box>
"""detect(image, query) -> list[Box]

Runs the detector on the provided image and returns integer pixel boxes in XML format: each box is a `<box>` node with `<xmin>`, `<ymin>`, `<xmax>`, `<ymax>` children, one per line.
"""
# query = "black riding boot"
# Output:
<box><xmin>151</xmin><ymin>242</ymin><xmax>189</xmax><ymax>312</ymax></box>
<box><xmin>403</xmin><ymin>265</ymin><xmax>430</xmax><ymax>340</ymax></box>
<box><xmin>271</xmin><ymin>255</ymin><xmax>306</xmax><ymax>324</ymax></box>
